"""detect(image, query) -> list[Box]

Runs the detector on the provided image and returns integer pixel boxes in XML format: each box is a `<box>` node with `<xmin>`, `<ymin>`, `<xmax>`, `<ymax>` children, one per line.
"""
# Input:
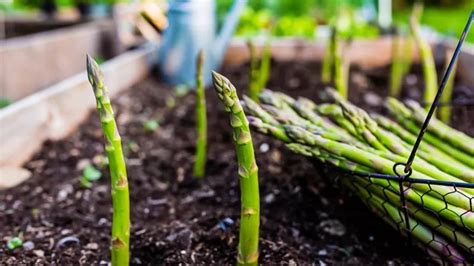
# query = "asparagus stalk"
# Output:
<box><xmin>258</xmin><ymin>40</ymin><xmax>271</xmax><ymax>91</ymax></box>
<box><xmin>437</xmin><ymin>48</ymin><xmax>457</xmax><ymax>123</ymax></box>
<box><xmin>348</xmin><ymin>180</ymin><xmax>467</xmax><ymax>263</ymax></box>
<box><xmin>401</xmin><ymin>32</ymin><xmax>415</xmax><ymax>79</ymax></box>
<box><xmin>283</xmin><ymin>141</ymin><xmax>473</xmax><ymax>231</ymax></box>
<box><xmin>334</xmin><ymin>98</ymin><xmax>474</xmax><ymax>182</ymax></box>
<box><xmin>248</xmin><ymin>41</ymin><xmax>259</xmax><ymax>102</ymax></box>
<box><xmin>86</xmin><ymin>55</ymin><xmax>130</xmax><ymax>266</ymax></box>
<box><xmin>386</xmin><ymin>98</ymin><xmax>473</xmax><ymax>167</ymax></box>
<box><xmin>351</xmin><ymin>176</ymin><xmax>474</xmax><ymax>254</ymax></box>
<box><xmin>284</xmin><ymin>124</ymin><xmax>472</xmax><ymax>210</ymax></box>
<box><xmin>334</xmin><ymin>32</ymin><xmax>349</xmax><ymax>99</ymax></box>
<box><xmin>409</xmin><ymin>3</ymin><xmax>438</xmax><ymax>108</ymax></box>
<box><xmin>405</xmin><ymin>100</ymin><xmax>474</xmax><ymax>155</ymax></box>
<box><xmin>390</xmin><ymin>27</ymin><xmax>404</xmax><ymax>96</ymax></box>
<box><xmin>321</xmin><ymin>27</ymin><xmax>336</xmax><ymax>84</ymax></box>
<box><xmin>247</xmin><ymin>40</ymin><xmax>272</xmax><ymax>102</ymax></box>
<box><xmin>193</xmin><ymin>50</ymin><xmax>207</xmax><ymax>178</ymax></box>
<box><xmin>212</xmin><ymin>72</ymin><xmax>260</xmax><ymax>266</ymax></box>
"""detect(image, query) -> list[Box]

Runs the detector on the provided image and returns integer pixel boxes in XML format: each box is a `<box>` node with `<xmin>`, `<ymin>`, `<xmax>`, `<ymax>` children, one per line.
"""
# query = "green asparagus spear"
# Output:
<box><xmin>248</xmin><ymin>41</ymin><xmax>260</xmax><ymax>102</ymax></box>
<box><xmin>386</xmin><ymin>98</ymin><xmax>473</xmax><ymax>167</ymax></box>
<box><xmin>405</xmin><ymin>100</ymin><xmax>474</xmax><ymax>155</ymax></box>
<box><xmin>409</xmin><ymin>3</ymin><xmax>438</xmax><ymax>108</ymax></box>
<box><xmin>334</xmin><ymin>32</ymin><xmax>349</xmax><ymax>99</ymax></box>
<box><xmin>87</xmin><ymin>55</ymin><xmax>130</xmax><ymax>266</ymax></box>
<box><xmin>390</xmin><ymin>27</ymin><xmax>404</xmax><ymax>96</ymax></box>
<box><xmin>322</xmin><ymin>27</ymin><xmax>336</xmax><ymax>84</ymax></box>
<box><xmin>212</xmin><ymin>72</ymin><xmax>260</xmax><ymax>266</ymax></box>
<box><xmin>437</xmin><ymin>48</ymin><xmax>457</xmax><ymax>124</ymax></box>
<box><xmin>349</xmin><ymin>181</ymin><xmax>467</xmax><ymax>263</ymax></box>
<box><xmin>258</xmin><ymin>40</ymin><xmax>271</xmax><ymax>91</ymax></box>
<box><xmin>193</xmin><ymin>50</ymin><xmax>207</xmax><ymax>178</ymax></box>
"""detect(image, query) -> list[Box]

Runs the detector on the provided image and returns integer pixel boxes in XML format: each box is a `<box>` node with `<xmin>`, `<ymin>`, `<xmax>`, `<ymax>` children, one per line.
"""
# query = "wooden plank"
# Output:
<box><xmin>0</xmin><ymin>20</ymin><xmax>117</xmax><ymax>101</ymax></box>
<box><xmin>0</xmin><ymin>45</ymin><xmax>156</xmax><ymax>171</ymax></box>
<box><xmin>224</xmin><ymin>37</ymin><xmax>424</xmax><ymax>68</ymax></box>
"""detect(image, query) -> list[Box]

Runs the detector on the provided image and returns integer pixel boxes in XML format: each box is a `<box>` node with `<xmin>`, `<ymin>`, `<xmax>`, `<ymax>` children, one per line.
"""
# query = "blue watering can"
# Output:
<box><xmin>158</xmin><ymin>0</ymin><xmax>247</xmax><ymax>86</ymax></box>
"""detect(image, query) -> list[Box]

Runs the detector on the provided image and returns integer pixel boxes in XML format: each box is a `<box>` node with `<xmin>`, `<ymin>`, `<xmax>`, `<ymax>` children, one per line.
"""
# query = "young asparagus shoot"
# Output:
<box><xmin>409</xmin><ymin>2</ymin><xmax>437</xmax><ymax>109</ymax></box>
<box><xmin>390</xmin><ymin>27</ymin><xmax>404</xmax><ymax>96</ymax></box>
<box><xmin>248</xmin><ymin>41</ymin><xmax>260</xmax><ymax>101</ymax></box>
<box><xmin>247</xmin><ymin>39</ymin><xmax>272</xmax><ymax>102</ymax></box>
<box><xmin>258</xmin><ymin>40</ymin><xmax>271</xmax><ymax>93</ymax></box>
<box><xmin>193</xmin><ymin>50</ymin><xmax>208</xmax><ymax>178</ymax></box>
<box><xmin>437</xmin><ymin>48</ymin><xmax>457</xmax><ymax>123</ymax></box>
<box><xmin>332</xmin><ymin>21</ymin><xmax>350</xmax><ymax>99</ymax></box>
<box><xmin>212</xmin><ymin>72</ymin><xmax>260</xmax><ymax>266</ymax></box>
<box><xmin>86</xmin><ymin>55</ymin><xmax>130</xmax><ymax>266</ymax></box>
<box><xmin>321</xmin><ymin>26</ymin><xmax>336</xmax><ymax>84</ymax></box>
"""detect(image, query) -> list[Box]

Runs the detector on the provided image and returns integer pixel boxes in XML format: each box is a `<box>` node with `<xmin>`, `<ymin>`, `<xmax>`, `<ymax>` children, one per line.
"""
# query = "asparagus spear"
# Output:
<box><xmin>258</xmin><ymin>40</ymin><xmax>271</xmax><ymax>92</ymax></box>
<box><xmin>386</xmin><ymin>98</ymin><xmax>473</xmax><ymax>167</ymax></box>
<box><xmin>333</xmin><ymin>98</ymin><xmax>474</xmax><ymax>182</ymax></box>
<box><xmin>405</xmin><ymin>100</ymin><xmax>474</xmax><ymax>155</ymax></box>
<box><xmin>334</xmin><ymin>32</ymin><xmax>349</xmax><ymax>99</ymax></box>
<box><xmin>437</xmin><ymin>48</ymin><xmax>458</xmax><ymax>124</ymax></box>
<box><xmin>247</xmin><ymin>41</ymin><xmax>260</xmax><ymax>102</ymax></box>
<box><xmin>212</xmin><ymin>72</ymin><xmax>260</xmax><ymax>266</ymax></box>
<box><xmin>284</xmin><ymin>141</ymin><xmax>473</xmax><ymax>231</ymax></box>
<box><xmin>409</xmin><ymin>3</ymin><xmax>438</xmax><ymax>108</ymax></box>
<box><xmin>193</xmin><ymin>50</ymin><xmax>207</xmax><ymax>178</ymax></box>
<box><xmin>349</xmin><ymin>180</ymin><xmax>467</xmax><ymax>263</ymax></box>
<box><xmin>247</xmin><ymin>40</ymin><xmax>272</xmax><ymax>102</ymax></box>
<box><xmin>390</xmin><ymin>27</ymin><xmax>405</xmax><ymax>97</ymax></box>
<box><xmin>321</xmin><ymin>27</ymin><xmax>336</xmax><ymax>84</ymax></box>
<box><xmin>87</xmin><ymin>55</ymin><xmax>130</xmax><ymax>266</ymax></box>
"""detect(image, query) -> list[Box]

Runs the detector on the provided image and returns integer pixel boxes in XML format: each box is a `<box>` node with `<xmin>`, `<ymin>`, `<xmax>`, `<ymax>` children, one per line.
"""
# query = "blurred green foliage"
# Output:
<box><xmin>223</xmin><ymin>0</ymin><xmax>380</xmax><ymax>39</ymax></box>
<box><xmin>393</xmin><ymin>3</ymin><xmax>474</xmax><ymax>43</ymax></box>
<box><xmin>12</xmin><ymin>0</ymin><xmax>123</xmax><ymax>9</ymax></box>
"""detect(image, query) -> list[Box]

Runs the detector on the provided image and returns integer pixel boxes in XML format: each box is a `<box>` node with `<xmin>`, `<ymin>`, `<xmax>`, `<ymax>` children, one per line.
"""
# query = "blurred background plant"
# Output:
<box><xmin>217</xmin><ymin>0</ymin><xmax>472</xmax><ymax>42</ymax></box>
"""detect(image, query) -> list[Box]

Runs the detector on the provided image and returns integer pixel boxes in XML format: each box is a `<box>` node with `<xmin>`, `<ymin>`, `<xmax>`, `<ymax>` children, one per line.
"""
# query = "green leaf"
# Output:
<box><xmin>83</xmin><ymin>165</ymin><xmax>102</xmax><ymax>181</ymax></box>
<box><xmin>0</xmin><ymin>98</ymin><xmax>11</xmax><ymax>109</ymax></box>
<box><xmin>174</xmin><ymin>84</ymin><xmax>191</xmax><ymax>97</ymax></box>
<box><xmin>6</xmin><ymin>237</ymin><xmax>23</xmax><ymax>250</ymax></box>
<box><xmin>143</xmin><ymin>120</ymin><xmax>159</xmax><ymax>133</ymax></box>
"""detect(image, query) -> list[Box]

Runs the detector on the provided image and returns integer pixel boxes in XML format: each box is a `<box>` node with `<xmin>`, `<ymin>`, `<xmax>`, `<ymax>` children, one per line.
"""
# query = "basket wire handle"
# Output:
<box><xmin>392</xmin><ymin>10</ymin><xmax>473</xmax><ymax>235</ymax></box>
<box><xmin>402</xmin><ymin>10</ymin><xmax>473</xmax><ymax>174</ymax></box>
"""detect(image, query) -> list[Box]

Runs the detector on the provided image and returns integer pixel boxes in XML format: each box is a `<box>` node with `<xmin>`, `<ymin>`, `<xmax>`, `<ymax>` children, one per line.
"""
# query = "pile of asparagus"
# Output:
<box><xmin>242</xmin><ymin>87</ymin><xmax>474</xmax><ymax>263</ymax></box>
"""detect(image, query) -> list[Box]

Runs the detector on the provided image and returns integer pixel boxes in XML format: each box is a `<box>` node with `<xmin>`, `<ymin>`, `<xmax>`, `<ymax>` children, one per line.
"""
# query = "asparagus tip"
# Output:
<box><xmin>86</xmin><ymin>54</ymin><xmax>104</xmax><ymax>89</ymax></box>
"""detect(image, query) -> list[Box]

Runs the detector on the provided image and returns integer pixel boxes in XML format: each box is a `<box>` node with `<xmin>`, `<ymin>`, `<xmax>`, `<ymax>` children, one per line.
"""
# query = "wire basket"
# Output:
<box><xmin>312</xmin><ymin>11</ymin><xmax>474</xmax><ymax>264</ymax></box>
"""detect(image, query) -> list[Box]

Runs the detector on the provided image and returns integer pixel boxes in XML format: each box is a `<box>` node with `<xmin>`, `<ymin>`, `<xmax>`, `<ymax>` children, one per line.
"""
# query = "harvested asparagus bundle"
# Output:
<box><xmin>241</xmin><ymin>88</ymin><xmax>474</xmax><ymax>262</ymax></box>
<box><xmin>87</xmin><ymin>56</ymin><xmax>130</xmax><ymax>266</ymax></box>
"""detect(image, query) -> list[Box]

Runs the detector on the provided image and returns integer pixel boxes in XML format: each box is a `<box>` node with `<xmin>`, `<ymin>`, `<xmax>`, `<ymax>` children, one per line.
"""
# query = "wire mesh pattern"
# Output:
<box><xmin>338</xmin><ymin>169</ymin><xmax>474</xmax><ymax>263</ymax></box>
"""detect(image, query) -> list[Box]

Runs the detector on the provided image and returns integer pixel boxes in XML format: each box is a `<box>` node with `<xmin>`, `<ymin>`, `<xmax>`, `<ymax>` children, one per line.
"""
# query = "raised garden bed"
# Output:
<box><xmin>0</xmin><ymin>19</ymin><xmax>120</xmax><ymax>102</ymax></box>
<box><xmin>0</xmin><ymin>40</ymin><xmax>473</xmax><ymax>264</ymax></box>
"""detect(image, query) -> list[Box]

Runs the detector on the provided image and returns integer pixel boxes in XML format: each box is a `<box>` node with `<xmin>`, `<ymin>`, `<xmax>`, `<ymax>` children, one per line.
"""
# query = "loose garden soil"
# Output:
<box><xmin>1</xmin><ymin>59</ymin><xmax>472</xmax><ymax>265</ymax></box>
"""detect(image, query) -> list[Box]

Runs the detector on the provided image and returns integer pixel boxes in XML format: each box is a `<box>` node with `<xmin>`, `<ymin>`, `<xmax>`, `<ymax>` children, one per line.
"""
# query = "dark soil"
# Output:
<box><xmin>1</xmin><ymin>59</ymin><xmax>472</xmax><ymax>265</ymax></box>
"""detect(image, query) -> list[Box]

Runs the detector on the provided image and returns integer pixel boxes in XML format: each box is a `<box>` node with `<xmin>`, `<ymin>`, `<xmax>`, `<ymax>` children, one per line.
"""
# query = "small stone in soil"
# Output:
<box><xmin>264</xmin><ymin>193</ymin><xmax>275</xmax><ymax>203</ymax></box>
<box><xmin>318</xmin><ymin>249</ymin><xmax>328</xmax><ymax>256</ymax></box>
<box><xmin>85</xmin><ymin>243</ymin><xmax>99</xmax><ymax>250</ymax></box>
<box><xmin>56</xmin><ymin>236</ymin><xmax>80</xmax><ymax>249</ymax></box>
<box><xmin>33</xmin><ymin>250</ymin><xmax>45</xmax><ymax>257</ymax></box>
<box><xmin>23</xmin><ymin>241</ymin><xmax>35</xmax><ymax>250</ymax></box>
<box><xmin>319</xmin><ymin>219</ymin><xmax>346</xmax><ymax>236</ymax></box>
<box><xmin>259</xmin><ymin>143</ymin><xmax>270</xmax><ymax>153</ymax></box>
<box><xmin>364</xmin><ymin>92</ymin><xmax>382</xmax><ymax>107</ymax></box>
